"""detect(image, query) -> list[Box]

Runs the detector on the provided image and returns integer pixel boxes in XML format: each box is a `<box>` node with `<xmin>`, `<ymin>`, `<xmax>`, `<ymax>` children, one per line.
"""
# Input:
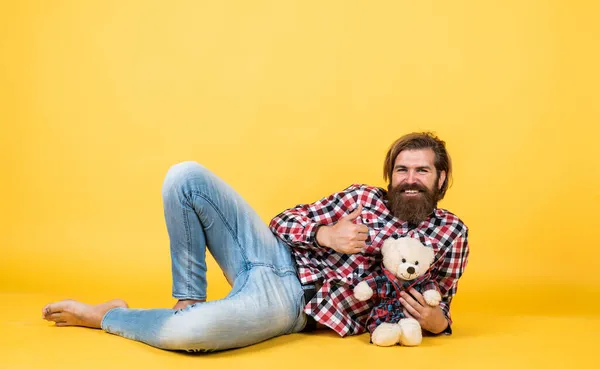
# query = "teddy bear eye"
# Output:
<box><xmin>401</xmin><ymin>258</ymin><xmax>406</xmax><ymax>263</ymax></box>
<box><xmin>415</xmin><ymin>261</ymin><xmax>419</xmax><ymax>265</ymax></box>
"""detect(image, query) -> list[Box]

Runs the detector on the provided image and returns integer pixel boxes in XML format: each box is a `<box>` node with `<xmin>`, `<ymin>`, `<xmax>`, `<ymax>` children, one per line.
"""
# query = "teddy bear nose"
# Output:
<box><xmin>407</xmin><ymin>266</ymin><xmax>416</xmax><ymax>274</ymax></box>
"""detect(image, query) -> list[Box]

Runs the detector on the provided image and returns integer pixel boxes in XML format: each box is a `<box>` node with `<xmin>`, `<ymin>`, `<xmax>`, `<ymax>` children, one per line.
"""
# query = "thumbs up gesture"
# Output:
<box><xmin>315</xmin><ymin>204</ymin><xmax>369</xmax><ymax>254</ymax></box>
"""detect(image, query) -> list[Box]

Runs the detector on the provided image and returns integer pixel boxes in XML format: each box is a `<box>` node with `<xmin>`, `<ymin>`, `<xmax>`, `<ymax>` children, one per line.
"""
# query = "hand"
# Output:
<box><xmin>316</xmin><ymin>204</ymin><xmax>369</xmax><ymax>254</ymax></box>
<box><xmin>399</xmin><ymin>288</ymin><xmax>449</xmax><ymax>334</ymax></box>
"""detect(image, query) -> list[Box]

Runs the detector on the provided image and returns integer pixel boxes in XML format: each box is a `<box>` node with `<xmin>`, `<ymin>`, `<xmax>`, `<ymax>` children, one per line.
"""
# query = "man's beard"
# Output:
<box><xmin>387</xmin><ymin>182</ymin><xmax>439</xmax><ymax>225</ymax></box>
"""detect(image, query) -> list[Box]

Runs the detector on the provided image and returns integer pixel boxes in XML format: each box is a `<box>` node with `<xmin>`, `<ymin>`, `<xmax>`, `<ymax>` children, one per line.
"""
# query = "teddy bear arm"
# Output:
<box><xmin>353</xmin><ymin>281</ymin><xmax>374</xmax><ymax>301</ymax></box>
<box><xmin>423</xmin><ymin>288</ymin><xmax>442</xmax><ymax>306</ymax></box>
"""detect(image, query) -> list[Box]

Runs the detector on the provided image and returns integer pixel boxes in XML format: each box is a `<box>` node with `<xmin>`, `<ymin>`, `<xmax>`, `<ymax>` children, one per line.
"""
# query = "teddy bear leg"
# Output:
<box><xmin>398</xmin><ymin>318</ymin><xmax>423</xmax><ymax>346</ymax></box>
<box><xmin>371</xmin><ymin>323</ymin><xmax>402</xmax><ymax>346</ymax></box>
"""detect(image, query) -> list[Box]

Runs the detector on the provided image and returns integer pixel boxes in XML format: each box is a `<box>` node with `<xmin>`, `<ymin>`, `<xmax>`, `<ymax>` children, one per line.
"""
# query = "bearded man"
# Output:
<box><xmin>43</xmin><ymin>132</ymin><xmax>469</xmax><ymax>352</ymax></box>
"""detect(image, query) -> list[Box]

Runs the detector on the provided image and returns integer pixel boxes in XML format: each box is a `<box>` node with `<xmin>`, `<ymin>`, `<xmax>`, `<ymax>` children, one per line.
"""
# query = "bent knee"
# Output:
<box><xmin>162</xmin><ymin>161</ymin><xmax>210</xmax><ymax>195</ymax></box>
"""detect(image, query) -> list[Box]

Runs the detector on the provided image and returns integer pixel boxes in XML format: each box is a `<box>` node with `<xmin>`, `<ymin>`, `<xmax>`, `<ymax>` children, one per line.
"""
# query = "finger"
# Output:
<box><xmin>403</xmin><ymin>308</ymin><xmax>416</xmax><ymax>320</ymax></box>
<box><xmin>408</xmin><ymin>288</ymin><xmax>427</xmax><ymax>306</ymax></box>
<box><xmin>43</xmin><ymin>301</ymin><xmax>69</xmax><ymax>316</ymax></box>
<box><xmin>42</xmin><ymin>305</ymin><xmax>53</xmax><ymax>318</ymax></box>
<box><xmin>343</xmin><ymin>204</ymin><xmax>363</xmax><ymax>222</ymax></box>
<box><xmin>354</xmin><ymin>241</ymin><xmax>368</xmax><ymax>253</ymax></box>
<box><xmin>400</xmin><ymin>291</ymin><xmax>424</xmax><ymax>311</ymax></box>
<box><xmin>400</xmin><ymin>297</ymin><xmax>421</xmax><ymax>319</ymax></box>
<box><xmin>46</xmin><ymin>312</ymin><xmax>64</xmax><ymax>322</ymax></box>
<box><xmin>355</xmin><ymin>233</ymin><xmax>368</xmax><ymax>242</ymax></box>
<box><xmin>341</xmin><ymin>243</ymin><xmax>363</xmax><ymax>254</ymax></box>
<box><xmin>355</xmin><ymin>224</ymin><xmax>369</xmax><ymax>233</ymax></box>
<box><xmin>352</xmin><ymin>241</ymin><xmax>366</xmax><ymax>250</ymax></box>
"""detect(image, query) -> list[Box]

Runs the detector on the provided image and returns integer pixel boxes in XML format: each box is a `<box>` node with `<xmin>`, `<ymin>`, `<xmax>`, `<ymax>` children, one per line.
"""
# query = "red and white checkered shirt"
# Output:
<box><xmin>269</xmin><ymin>184</ymin><xmax>469</xmax><ymax>337</ymax></box>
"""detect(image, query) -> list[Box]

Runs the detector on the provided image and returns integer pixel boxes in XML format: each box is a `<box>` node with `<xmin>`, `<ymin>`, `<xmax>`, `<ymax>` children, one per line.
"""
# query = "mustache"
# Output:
<box><xmin>397</xmin><ymin>183</ymin><xmax>428</xmax><ymax>192</ymax></box>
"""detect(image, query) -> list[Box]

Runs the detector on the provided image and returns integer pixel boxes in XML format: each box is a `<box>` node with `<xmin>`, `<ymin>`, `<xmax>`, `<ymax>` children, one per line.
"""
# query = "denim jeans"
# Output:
<box><xmin>100</xmin><ymin>162</ymin><xmax>308</xmax><ymax>352</ymax></box>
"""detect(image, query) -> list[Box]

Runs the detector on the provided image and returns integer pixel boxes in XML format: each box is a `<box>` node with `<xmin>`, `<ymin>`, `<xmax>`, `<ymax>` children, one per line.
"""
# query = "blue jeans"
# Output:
<box><xmin>100</xmin><ymin>162</ymin><xmax>308</xmax><ymax>352</ymax></box>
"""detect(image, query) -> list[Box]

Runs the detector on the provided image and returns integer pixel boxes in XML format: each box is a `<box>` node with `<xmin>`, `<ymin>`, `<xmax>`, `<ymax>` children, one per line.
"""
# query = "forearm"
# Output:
<box><xmin>315</xmin><ymin>225</ymin><xmax>331</xmax><ymax>248</ymax></box>
<box><xmin>269</xmin><ymin>207</ymin><xmax>324</xmax><ymax>250</ymax></box>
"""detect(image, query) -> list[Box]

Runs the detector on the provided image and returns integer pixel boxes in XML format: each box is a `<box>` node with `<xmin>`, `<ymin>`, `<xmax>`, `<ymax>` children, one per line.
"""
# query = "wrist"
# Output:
<box><xmin>429</xmin><ymin>311</ymin><xmax>449</xmax><ymax>334</ymax></box>
<box><xmin>434</xmin><ymin>317</ymin><xmax>449</xmax><ymax>334</ymax></box>
<box><xmin>315</xmin><ymin>225</ymin><xmax>330</xmax><ymax>247</ymax></box>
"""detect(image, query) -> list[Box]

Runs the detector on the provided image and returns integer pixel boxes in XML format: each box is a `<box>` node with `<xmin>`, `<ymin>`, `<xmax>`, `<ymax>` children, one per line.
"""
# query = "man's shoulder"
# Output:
<box><xmin>330</xmin><ymin>184</ymin><xmax>387</xmax><ymax>207</ymax></box>
<box><xmin>432</xmin><ymin>208</ymin><xmax>469</xmax><ymax>235</ymax></box>
<box><xmin>340</xmin><ymin>183</ymin><xmax>386</xmax><ymax>197</ymax></box>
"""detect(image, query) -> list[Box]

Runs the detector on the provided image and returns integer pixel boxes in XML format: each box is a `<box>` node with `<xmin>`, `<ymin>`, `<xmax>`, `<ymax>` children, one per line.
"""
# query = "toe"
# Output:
<box><xmin>44</xmin><ymin>301</ymin><xmax>74</xmax><ymax>315</ymax></box>
<box><xmin>47</xmin><ymin>312</ymin><xmax>64</xmax><ymax>322</ymax></box>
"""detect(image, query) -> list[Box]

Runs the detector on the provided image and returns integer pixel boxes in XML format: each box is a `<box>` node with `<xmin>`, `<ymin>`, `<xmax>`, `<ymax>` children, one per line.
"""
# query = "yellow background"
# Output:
<box><xmin>1</xmin><ymin>1</ymin><xmax>599</xmax><ymax>368</ymax></box>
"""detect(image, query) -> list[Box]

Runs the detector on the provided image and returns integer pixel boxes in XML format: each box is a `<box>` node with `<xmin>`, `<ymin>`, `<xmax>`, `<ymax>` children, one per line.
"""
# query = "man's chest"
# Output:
<box><xmin>357</xmin><ymin>211</ymin><xmax>454</xmax><ymax>266</ymax></box>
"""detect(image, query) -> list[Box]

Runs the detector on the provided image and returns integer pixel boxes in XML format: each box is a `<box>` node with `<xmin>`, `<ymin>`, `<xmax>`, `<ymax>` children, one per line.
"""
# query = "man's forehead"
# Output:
<box><xmin>394</xmin><ymin>148</ymin><xmax>435</xmax><ymax>167</ymax></box>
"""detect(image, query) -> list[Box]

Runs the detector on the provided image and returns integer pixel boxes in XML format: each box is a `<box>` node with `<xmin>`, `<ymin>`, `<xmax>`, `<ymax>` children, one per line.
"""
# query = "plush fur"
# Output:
<box><xmin>353</xmin><ymin>237</ymin><xmax>441</xmax><ymax>347</ymax></box>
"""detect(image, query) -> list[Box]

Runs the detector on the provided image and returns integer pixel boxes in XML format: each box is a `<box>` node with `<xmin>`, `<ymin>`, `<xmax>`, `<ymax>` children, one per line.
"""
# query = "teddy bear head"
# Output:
<box><xmin>381</xmin><ymin>237</ymin><xmax>434</xmax><ymax>281</ymax></box>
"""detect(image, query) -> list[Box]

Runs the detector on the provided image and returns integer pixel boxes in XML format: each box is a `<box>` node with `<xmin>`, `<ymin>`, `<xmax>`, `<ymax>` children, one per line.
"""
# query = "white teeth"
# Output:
<box><xmin>405</xmin><ymin>190</ymin><xmax>418</xmax><ymax>193</ymax></box>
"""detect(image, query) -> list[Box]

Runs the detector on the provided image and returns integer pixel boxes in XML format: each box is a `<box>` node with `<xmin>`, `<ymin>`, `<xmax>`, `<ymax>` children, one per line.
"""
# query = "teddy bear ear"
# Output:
<box><xmin>424</xmin><ymin>246</ymin><xmax>435</xmax><ymax>266</ymax></box>
<box><xmin>381</xmin><ymin>238</ymin><xmax>393</xmax><ymax>256</ymax></box>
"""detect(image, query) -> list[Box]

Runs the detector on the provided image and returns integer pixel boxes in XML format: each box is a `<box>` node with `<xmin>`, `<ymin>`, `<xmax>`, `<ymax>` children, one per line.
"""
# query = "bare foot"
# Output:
<box><xmin>42</xmin><ymin>299</ymin><xmax>128</xmax><ymax>328</ymax></box>
<box><xmin>173</xmin><ymin>299</ymin><xmax>204</xmax><ymax>310</ymax></box>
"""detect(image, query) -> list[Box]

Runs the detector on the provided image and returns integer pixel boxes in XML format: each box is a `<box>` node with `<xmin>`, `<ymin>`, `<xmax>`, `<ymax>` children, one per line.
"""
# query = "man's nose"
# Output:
<box><xmin>406</xmin><ymin>171</ymin><xmax>417</xmax><ymax>183</ymax></box>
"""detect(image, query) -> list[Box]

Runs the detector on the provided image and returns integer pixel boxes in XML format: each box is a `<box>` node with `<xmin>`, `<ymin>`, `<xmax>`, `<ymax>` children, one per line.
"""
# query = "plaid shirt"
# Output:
<box><xmin>269</xmin><ymin>184</ymin><xmax>469</xmax><ymax>337</ymax></box>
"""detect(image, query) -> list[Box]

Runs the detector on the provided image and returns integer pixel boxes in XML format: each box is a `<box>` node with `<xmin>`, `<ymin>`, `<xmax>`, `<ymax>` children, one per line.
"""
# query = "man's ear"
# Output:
<box><xmin>437</xmin><ymin>170</ymin><xmax>447</xmax><ymax>190</ymax></box>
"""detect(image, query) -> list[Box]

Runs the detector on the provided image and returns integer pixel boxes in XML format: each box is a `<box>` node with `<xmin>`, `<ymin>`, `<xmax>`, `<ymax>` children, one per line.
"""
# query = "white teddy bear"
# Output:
<box><xmin>353</xmin><ymin>236</ymin><xmax>441</xmax><ymax>347</ymax></box>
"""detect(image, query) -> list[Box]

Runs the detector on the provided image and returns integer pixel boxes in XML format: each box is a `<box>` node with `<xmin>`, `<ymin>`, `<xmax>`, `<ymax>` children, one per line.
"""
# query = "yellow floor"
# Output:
<box><xmin>1</xmin><ymin>293</ymin><xmax>598</xmax><ymax>369</ymax></box>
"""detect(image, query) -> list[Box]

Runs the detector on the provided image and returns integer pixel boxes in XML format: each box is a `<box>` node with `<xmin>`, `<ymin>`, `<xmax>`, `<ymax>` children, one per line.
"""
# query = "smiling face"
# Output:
<box><xmin>386</xmin><ymin>148</ymin><xmax>446</xmax><ymax>224</ymax></box>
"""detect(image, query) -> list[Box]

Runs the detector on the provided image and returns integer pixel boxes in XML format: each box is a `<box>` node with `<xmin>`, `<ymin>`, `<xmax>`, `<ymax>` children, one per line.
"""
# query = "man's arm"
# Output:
<box><xmin>435</xmin><ymin>228</ymin><xmax>470</xmax><ymax>332</ymax></box>
<box><xmin>268</xmin><ymin>185</ymin><xmax>369</xmax><ymax>254</ymax></box>
<box><xmin>400</xmin><ymin>229</ymin><xmax>470</xmax><ymax>334</ymax></box>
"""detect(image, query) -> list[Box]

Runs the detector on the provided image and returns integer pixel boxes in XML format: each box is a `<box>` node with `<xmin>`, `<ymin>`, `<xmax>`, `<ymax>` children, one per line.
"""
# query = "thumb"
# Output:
<box><xmin>343</xmin><ymin>204</ymin><xmax>363</xmax><ymax>222</ymax></box>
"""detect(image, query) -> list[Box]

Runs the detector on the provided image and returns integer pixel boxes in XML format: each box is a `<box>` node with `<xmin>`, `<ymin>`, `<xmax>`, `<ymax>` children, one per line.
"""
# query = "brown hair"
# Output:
<box><xmin>383</xmin><ymin>132</ymin><xmax>452</xmax><ymax>200</ymax></box>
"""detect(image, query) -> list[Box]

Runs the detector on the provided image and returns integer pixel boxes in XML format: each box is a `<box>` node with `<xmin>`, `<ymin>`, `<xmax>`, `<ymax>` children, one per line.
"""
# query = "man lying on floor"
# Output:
<box><xmin>42</xmin><ymin>131</ymin><xmax>469</xmax><ymax>352</ymax></box>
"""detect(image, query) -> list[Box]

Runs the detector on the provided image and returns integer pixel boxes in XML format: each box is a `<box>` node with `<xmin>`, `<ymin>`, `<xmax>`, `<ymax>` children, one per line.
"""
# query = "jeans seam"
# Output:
<box><xmin>283</xmin><ymin>288</ymin><xmax>306</xmax><ymax>335</ymax></box>
<box><xmin>172</xmin><ymin>293</ymin><xmax>207</xmax><ymax>300</ymax></box>
<box><xmin>249</xmin><ymin>263</ymin><xmax>296</xmax><ymax>276</ymax></box>
<box><xmin>191</xmin><ymin>191</ymin><xmax>249</xmax><ymax>265</ymax></box>
<box><xmin>182</xmin><ymin>205</ymin><xmax>194</xmax><ymax>297</ymax></box>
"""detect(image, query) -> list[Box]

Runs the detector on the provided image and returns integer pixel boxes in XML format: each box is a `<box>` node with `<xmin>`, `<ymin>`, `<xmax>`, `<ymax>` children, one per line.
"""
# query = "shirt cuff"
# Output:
<box><xmin>311</xmin><ymin>224</ymin><xmax>326</xmax><ymax>247</ymax></box>
<box><xmin>439</xmin><ymin>318</ymin><xmax>453</xmax><ymax>335</ymax></box>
